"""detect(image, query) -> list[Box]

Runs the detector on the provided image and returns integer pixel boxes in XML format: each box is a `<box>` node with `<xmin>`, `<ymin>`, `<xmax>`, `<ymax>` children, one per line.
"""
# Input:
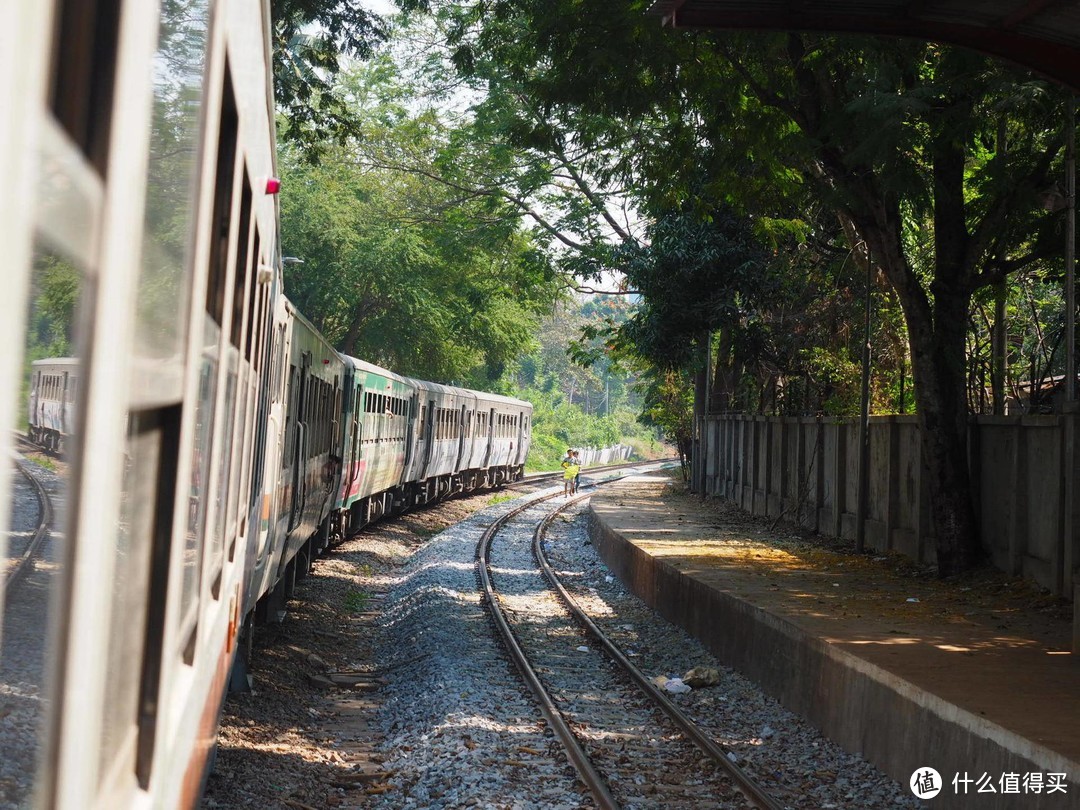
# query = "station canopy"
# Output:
<box><xmin>648</xmin><ymin>1</ymin><xmax>1080</xmax><ymax>90</ymax></box>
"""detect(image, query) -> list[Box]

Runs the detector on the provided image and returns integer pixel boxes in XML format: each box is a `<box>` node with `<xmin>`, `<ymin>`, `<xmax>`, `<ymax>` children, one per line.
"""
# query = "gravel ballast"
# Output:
<box><xmin>204</xmin><ymin>481</ymin><xmax>918</xmax><ymax>808</ymax></box>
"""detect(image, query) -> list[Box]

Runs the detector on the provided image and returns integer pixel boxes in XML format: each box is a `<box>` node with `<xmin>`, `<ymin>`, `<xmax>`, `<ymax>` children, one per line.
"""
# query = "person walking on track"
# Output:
<box><xmin>562</xmin><ymin>449</ymin><xmax>580</xmax><ymax>496</ymax></box>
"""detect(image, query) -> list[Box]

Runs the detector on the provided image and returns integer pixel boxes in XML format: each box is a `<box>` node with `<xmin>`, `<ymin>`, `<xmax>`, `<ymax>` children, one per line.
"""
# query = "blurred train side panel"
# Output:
<box><xmin>27</xmin><ymin>359</ymin><xmax>80</xmax><ymax>453</ymax></box>
<box><xmin>0</xmin><ymin>1</ymin><xmax>532</xmax><ymax>808</ymax></box>
<box><xmin>1</xmin><ymin>0</ymin><xmax>283</xmax><ymax>807</ymax></box>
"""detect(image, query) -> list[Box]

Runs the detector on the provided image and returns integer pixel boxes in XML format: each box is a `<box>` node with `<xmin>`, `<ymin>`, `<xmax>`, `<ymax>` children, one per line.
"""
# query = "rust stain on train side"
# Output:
<box><xmin>180</xmin><ymin>640</ymin><xmax>231</xmax><ymax>809</ymax></box>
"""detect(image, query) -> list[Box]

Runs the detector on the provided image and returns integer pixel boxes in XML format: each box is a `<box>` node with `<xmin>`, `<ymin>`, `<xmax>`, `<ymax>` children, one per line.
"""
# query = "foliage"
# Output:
<box><xmin>613</xmin><ymin>203</ymin><xmax>771</xmax><ymax>371</ymax></box>
<box><xmin>390</xmin><ymin>0</ymin><xmax>1075</xmax><ymax>574</ymax></box>
<box><xmin>637</xmin><ymin>369</ymin><xmax>694</xmax><ymax>479</ymax></box>
<box><xmin>277</xmin><ymin>59</ymin><xmax>561</xmax><ymax>382</ymax></box>
<box><xmin>508</xmin><ymin>296</ymin><xmax>665</xmax><ymax>470</ymax></box>
<box><xmin>343</xmin><ymin>590</ymin><xmax>371</xmax><ymax>613</ymax></box>
<box><xmin>271</xmin><ymin>0</ymin><xmax>387</xmax><ymax>161</ymax></box>
<box><xmin>28</xmin><ymin>255</ymin><xmax>79</xmax><ymax>359</ymax></box>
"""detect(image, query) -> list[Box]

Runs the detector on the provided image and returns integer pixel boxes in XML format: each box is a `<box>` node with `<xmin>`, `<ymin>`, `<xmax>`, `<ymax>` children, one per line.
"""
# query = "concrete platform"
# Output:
<box><xmin>587</xmin><ymin>474</ymin><xmax>1080</xmax><ymax>810</ymax></box>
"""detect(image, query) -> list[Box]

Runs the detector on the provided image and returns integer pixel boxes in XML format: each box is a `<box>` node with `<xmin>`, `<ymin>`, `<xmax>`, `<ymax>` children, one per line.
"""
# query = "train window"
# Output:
<box><xmin>245</xmin><ymin>234</ymin><xmax>262</xmax><ymax>362</ymax></box>
<box><xmin>204</xmin><ymin>64</ymin><xmax>239</xmax><ymax>326</ymax></box>
<box><xmin>132</xmin><ymin>0</ymin><xmax>210</xmax><ymax>400</ymax></box>
<box><xmin>7</xmin><ymin>250</ymin><xmax>90</xmax><ymax>808</ymax></box>
<box><xmin>231</xmin><ymin>173</ymin><xmax>253</xmax><ymax>349</ymax></box>
<box><xmin>249</xmin><ymin>344</ymin><xmax>270</xmax><ymax>511</ymax></box>
<box><xmin>111</xmin><ymin>405</ymin><xmax>179</xmax><ymax>791</ymax></box>
<box><xmin>251</xmin><ymin>285</ymin><xmax>265</xmax><ymax>371</ymax></box>
<box><xmin>271</xmin><ymin>325</ymin><xmax>286</xmax><ymax>403</ymax></box>
<box><xmin>50</xmin><ymin>0</ymin><xmax>122</xmax><ymax>174</ymax></box>
<box><xmin>183</xmin><ymin>340</ymin><xmax>217</xmax><ymax>634</ymax></box>
<box><xmin>209</xmin><ymin>349</ymin><xmax>238</xmax><ymax>596</ymax></box>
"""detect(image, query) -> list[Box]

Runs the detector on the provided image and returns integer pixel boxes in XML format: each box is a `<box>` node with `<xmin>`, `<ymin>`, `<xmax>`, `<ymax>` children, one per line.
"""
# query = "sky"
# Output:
<box><xmin>361</xmin><ymin>0</ymin><xmax>398</xmax><ymax>15</ymax></box>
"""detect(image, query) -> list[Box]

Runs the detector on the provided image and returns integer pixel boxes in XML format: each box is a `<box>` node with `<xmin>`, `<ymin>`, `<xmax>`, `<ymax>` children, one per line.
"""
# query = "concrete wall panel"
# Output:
<box><xmin>705</xmin><ymin>413</ymin><xmax>1074</xmax><ymax>595</ymax></box>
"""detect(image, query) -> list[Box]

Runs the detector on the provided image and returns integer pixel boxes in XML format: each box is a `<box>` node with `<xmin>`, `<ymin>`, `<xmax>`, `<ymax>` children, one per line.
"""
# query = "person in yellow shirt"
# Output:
<box><xmin>561</xmin><ymin>448</ymin><xmax>580</xmax><ymax>496</ymax></box>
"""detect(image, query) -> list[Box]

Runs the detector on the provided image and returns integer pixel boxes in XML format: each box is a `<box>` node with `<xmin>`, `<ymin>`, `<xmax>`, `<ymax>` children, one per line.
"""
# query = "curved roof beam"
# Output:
<box><xmin>649</xmin><ymin>1</ymin><xmax>1080</xmax><ymax>89</ymax></box>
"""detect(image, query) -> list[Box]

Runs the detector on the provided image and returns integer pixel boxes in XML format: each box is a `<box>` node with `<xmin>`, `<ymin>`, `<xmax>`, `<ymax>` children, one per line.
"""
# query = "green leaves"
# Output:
<box><xmin>277</xmin><ymin>93</ymin><xmax>558</xmax><ymax>382</ymax></box>
<box><xmin>271</xmin><ymin>0</ymin><xmax>387</xmax><ymax>162</ymax></box>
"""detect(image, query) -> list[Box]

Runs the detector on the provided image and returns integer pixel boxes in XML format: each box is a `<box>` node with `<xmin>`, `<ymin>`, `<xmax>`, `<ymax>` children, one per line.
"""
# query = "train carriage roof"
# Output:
<box><xmin>405</xmin><ymin>376</ymin><xmax>531</xmax><ymax>411</ymax></box>
<box><xmin>31</xmin><ymin>357</ymin><xmax>80</xmax><ymax>368</ymax></box>
<box><xmin>345</xmin><ymin>355</ymin><xmax>414</xmax><ymax>389</ymax></box>
<box><xmin>408</xmin><ymin>377</ymin><xmax>473</xmax><ymax>401</ymax></box>
<box><xmin>469</xmin><ymin>389</ymin><xmax>533</xmax><ymax>410</ymax></box>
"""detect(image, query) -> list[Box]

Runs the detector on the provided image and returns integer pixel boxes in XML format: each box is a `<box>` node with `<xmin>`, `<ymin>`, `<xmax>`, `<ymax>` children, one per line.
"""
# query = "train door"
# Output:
<box><xmin>348</xmin><ymin>382</ymin><xmax>363</xmax><ymax>498</ymax></box>
<box><xmin>403</xmin><ymin>392</ymin><xmax>417</xmax><ymax>469</ymax></box>
<box><xmin>454</xmin><ymin>404</ymin><xmax>468</xmax><ymax>470</ymax></box>
<box><xmin>27</xmin><ymin>368</ymin><xmax>39</xmax><ymax>432</ymax></box>
<box><xmin>289</xmin><ymin>352</ymin><xmax>311</xmax><ymax>531</ymax></box>
<box><xmin>60</xmin><ymin>371</ymin><xmax>70</xmax><ymax>440</ymax></box>
<box><xmin>482</xmin><ymin>408</ymin><xmax>495</xmax><ymax>467</ymax></box>
<box><xmin>515</xmin><ymin>410</ymin><xmax>526</xmax><ymax>465</ymax></box>
<box><xmin>421</xmin><ymin>398</ymin><xmax>436</xmax><ymax>474</ymax></box>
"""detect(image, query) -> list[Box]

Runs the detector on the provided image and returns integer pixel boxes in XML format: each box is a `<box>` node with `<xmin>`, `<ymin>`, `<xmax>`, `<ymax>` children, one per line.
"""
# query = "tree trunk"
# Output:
<box><xmin>855</xmin><ymin>198</ymin><xmax>981</xmax><ymax>576</ymax></box>
<box><xmin>711</xmin><ymin>324</ymin><xmax>742</xmax><ymax>412</ymax></box>
<box><xmin>906</xmin><ymin>293</ymin><xmax>980</xmax><ymax>576</ymax></box>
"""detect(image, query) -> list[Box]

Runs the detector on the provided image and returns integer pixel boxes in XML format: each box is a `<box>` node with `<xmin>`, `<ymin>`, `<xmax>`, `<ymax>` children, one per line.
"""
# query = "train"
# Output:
<box><xmin>0</xmin><ymin>1</ymin><xmax>529</xmax><ymax>808</ymax></box>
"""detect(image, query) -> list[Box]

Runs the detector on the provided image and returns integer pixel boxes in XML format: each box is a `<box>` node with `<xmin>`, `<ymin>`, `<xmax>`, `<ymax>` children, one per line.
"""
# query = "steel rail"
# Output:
<box><xmin>510</xmin><ymin>457</ymin><xmax>678</xmax><ymax>489</ymax></box>
<box><xmin>476</xmin><ymin>488</ymin><xmax>618</xmax><ymax>810</ymax></box>
<box><xmin>5</xmin><ymin>455</ymin><xmax>54</xmax><ymax>597</ymax></box>
<box><xmin>533</xmin><ymin>500</ymin><xmax>786</xmax><ymax>810</ymax></box>
<box><xmin>475</xmin><ymin>459</ymin><xmax>683</xmax><ymax>808</ymax></box>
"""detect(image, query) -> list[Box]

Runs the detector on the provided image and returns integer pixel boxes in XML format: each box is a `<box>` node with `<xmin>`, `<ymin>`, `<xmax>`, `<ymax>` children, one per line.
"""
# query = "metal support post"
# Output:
<box><xmin>856</xmin><ymin>247</ymin><xmax>873</xmax><ymax>554</ymax></box>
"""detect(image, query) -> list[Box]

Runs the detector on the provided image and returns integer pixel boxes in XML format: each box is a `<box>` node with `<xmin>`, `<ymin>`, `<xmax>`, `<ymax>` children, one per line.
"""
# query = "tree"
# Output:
<box><xmin>639</xmin><ymin>369</ymin><xmax>694</xmax><ymax>479</ymax></box>
<box><xmin>719</xmin><ymin>37</ymin><xmax>1065</xmax><ymax>575</ymax></box>
<box><xmin>279</xmin><ymin>142</ymin><xmax>556</xmax><ymax>382</ymax></box>
<box><xmin>396</xmin><ymin>0</ymin><xmax>1072</xmax><ymax>576</ymax></box>
<box><xmin>271</xmin><ymin>0</ymin><xmax>387</xmax><ymax>160</ymax></box>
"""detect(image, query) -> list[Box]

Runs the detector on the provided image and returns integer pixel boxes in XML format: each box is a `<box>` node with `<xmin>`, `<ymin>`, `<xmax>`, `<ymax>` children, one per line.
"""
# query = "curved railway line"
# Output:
<box><xmin>4</xmin><ymin>438</ymin><xmax>55</xmax><ymax>597</ymax></box>
<box><xmin>477</xmin><ymin>467</ymin><xmax>784</xmax><ymax>809</ymax></box>
<box><xmin>509</xmin><ymin>457</ymin><xmax>678</xmax><ymax>490</ymax></box>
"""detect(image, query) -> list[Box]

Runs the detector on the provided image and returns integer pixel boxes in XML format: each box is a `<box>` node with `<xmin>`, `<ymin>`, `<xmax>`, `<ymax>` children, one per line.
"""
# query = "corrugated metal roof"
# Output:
<box><xmin>647</xmin><ymin>1</ymin><xmax>1080</xmax><ymax>88</ymax></box>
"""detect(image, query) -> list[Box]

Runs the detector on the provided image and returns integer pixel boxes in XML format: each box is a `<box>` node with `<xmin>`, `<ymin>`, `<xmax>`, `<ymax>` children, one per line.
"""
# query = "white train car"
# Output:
<box><xmin>0</xmin><ymin>0</ymin><xmax>283</xmax><ymax>807</ymax></box>
<box><xmin>336</xmin><ymin>356</ymin><xmax>417</xmax><ymax>531</ymax></box>
<box><xmin>27</xmin><ymin>357</ymin><xmax>80</xmax><ymax>452</ymax></box>
<box><xmin>406</xmin><ymin>378</ymin><xmax>472</xmax><ymax>503</ymax></box>
<box><xmin>471</xmin><ymin>391</ymin><xmax>532</xmax><ymax>484</ymax></box>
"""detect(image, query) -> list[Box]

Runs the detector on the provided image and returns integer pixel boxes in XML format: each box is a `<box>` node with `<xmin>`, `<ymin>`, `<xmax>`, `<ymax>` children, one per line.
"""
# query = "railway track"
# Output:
<box><xmin>4</xmin><ymin>438</ymin><xmax>55</xmax><ymax>596</ymax></box>
<box><xmin>510</xmin><ymin>457</ymin><xmax>678</xmax><ymax>491</ymax></box>
<box><xmin>477</xmin><ymin>468</ymin><xmax>783</xmax><ymax>809</ymax></box>
<box><xmin>1</xmin><ymin>436</ymin><xmax>64</xmax><ymax>809</ymax></box>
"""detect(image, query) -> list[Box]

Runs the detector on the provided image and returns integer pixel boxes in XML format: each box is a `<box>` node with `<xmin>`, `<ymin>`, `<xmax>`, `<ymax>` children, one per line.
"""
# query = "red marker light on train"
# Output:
<box><xmin>265</xmin><ymin>177</ymin><xmax>281</xmax><ymax>194</ymax></box>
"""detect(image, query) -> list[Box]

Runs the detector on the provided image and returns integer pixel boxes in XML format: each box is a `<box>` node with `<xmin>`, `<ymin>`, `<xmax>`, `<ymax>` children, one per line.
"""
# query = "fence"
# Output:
<box><xmin>701</xmin><ymin>413</ymin><xmax>1080</xmax><ymax>598</ymax></box>
<box><xmin>577</xmin><ymin>443</ymin><xmax>633</xmax><ymax>466</ymax></box>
